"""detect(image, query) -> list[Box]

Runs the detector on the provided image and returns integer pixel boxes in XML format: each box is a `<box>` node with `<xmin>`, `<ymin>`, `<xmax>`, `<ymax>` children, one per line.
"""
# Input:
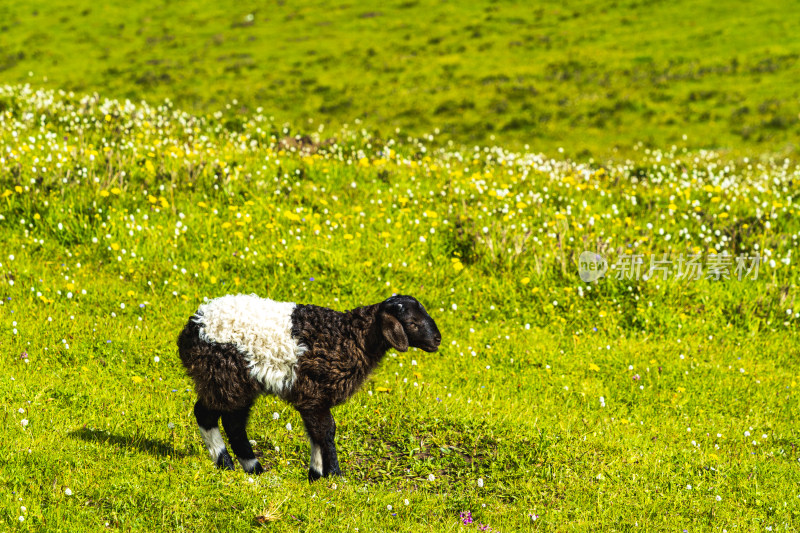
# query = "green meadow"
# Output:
<box><xmin>2</xmin><ymin>0</ymin><xmax>800</xmax><ymax>159</ymax></box>
<box><xmin>2</xmin><ymin>1</ymin><xmax>800</xmax><ymax>531</ymax></box>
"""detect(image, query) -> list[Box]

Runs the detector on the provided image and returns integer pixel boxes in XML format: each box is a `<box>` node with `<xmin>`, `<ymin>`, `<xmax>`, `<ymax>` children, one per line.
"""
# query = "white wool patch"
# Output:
<box><xmin>194</xmin><ymin>294</ymin><xmax>305</xmax><ymax>396</ymax></box>
<box><xmin>309</xmin><ymin>441</ymin><xmax>323</xmax><ymax>475</ymax></box>
<box><xmin>199</xmin><ymin>427</ymin><xmax>226</xmax><ymax>461</ymax></box>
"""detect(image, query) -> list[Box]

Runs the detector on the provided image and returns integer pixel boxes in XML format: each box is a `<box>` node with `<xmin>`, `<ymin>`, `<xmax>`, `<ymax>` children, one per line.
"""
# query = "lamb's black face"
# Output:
<box><xmin>381</xmin><ymin>295</ymin><xmax>441</xmax><ymax>352</ymax></box>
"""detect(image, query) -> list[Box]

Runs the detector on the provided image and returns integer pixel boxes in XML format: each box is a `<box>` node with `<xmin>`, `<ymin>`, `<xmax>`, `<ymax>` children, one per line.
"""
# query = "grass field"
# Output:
<box><xmin>2</xmin><ymin>1</ymin><xmax>800</xmax><ymax>531</ymax></box>
<box><xmin>2</xmin><ymin>85</ymin><xmax>799</xmax><ymax>531</ymax></box>
<box><xmin>2</xmin><ymin>0</ymin><xmax>800</xmax><ymax>159</ymax></box>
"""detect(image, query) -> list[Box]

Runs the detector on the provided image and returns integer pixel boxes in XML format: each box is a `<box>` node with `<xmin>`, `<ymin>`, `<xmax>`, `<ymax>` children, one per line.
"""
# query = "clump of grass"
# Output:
<box><xmin>253</xmin><ymin>495</ymin><xmax>288</xmax><ymax>525</ymax></box>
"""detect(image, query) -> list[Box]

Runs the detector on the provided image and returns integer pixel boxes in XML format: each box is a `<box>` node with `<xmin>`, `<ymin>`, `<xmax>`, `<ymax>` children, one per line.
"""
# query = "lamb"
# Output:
<box><xmin>177</xmin><ymin>293</ymin><xmax>441</xmax><ymax>480</ymax></box>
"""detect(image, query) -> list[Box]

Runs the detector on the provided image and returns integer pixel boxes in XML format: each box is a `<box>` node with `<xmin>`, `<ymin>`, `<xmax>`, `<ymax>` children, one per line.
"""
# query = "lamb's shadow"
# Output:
<box><xmin>70</xmin><ymin>427</ymin><xmax>194</xmax><ymax>459</ymax></box>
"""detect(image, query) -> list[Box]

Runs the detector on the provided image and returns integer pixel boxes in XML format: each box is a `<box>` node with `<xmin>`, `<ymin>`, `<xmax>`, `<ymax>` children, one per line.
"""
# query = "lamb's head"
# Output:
<box><xmin>379</xmin><ymin>295</ymin><xmax>441</xmax><ymax>353</ymax></box>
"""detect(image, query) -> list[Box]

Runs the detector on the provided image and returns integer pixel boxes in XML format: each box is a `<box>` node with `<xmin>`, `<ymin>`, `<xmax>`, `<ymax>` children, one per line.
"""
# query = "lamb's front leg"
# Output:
<box><xmin>300</xmin><ymin>408</ymin><xmax>341</xmax><ymax>481</ymax></box>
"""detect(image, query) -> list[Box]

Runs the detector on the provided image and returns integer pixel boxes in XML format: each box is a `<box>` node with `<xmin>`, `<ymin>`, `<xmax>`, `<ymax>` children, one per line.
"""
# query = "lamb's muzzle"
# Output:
<box><xmin>177</xmin><ymin>293</ymin><xmax>441</xmax><ymax>480</ymax></box>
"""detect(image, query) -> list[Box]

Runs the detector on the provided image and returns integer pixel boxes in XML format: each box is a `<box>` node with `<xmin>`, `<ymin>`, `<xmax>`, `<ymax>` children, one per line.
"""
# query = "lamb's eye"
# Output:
<box><xmin>407</xmin><ymin>323</ymin><xmax>419</xmax><ymax>330</ymax></box>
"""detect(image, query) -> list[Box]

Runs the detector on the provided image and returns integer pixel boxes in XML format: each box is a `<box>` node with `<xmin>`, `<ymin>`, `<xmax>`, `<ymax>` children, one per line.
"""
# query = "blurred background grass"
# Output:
<box><xmin>2</xmin><ymin>0</ymin><xmax>799</xmax><ymax>159</ymax></box>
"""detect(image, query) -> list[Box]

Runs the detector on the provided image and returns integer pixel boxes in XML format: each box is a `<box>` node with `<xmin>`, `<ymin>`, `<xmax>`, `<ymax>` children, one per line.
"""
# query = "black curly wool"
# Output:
<box><xmin>288</xmin><ymin>303</ymin><xmax>388</xmax><ymax>412</ymax></box>
<box><xmin>177</xmin><ymin>317</ymin><xmax>265</xmax><ymax>411</ymax></box>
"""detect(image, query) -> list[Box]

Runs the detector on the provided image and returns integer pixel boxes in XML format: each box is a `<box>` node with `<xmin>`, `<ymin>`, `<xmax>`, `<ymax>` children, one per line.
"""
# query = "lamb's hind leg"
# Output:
<box><xmin>221</xmin><ymin>405</ymin><xmax>264</xmax><ymax>475</ymax></box>
<box><xmin>300</xmin><ymin>408</ymin><xmax>341</xmax><ymax>482</ymax></box>
<box><xmin>194</xmin><ymin>400</ymin><xmax>235</xmax><ymax>470</ymax></box>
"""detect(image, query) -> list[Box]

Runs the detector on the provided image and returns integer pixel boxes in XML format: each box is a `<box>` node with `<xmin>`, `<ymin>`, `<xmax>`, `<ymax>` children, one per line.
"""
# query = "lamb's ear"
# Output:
<box><xmin>381</xmin><ymin>313</ymin><xmax>408</xmax><ymax>352</ymax></box>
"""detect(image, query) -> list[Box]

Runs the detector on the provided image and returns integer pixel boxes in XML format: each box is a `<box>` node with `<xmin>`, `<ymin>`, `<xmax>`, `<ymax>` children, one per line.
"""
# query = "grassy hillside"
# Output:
<box><xmin>1</xmin><ymin>86</ymin><xmax>799</xmax><ymax>531</ymax></box>
<box><xmin>3</xmin><ymin>0</ymin><xmax>800</xmax><ymax>530</ymax></box>
<box><xmin>2</xmin><ymin>0</ymin><xmax>800</xmax><ymax>158</ymax></box>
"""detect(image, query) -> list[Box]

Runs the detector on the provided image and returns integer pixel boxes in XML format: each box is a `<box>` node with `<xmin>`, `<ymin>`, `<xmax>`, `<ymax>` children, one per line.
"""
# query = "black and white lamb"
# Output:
<box><xmin>177</xmin><ymin>293</ymin><xmax>441</xmax><ymax>480</ymax></box>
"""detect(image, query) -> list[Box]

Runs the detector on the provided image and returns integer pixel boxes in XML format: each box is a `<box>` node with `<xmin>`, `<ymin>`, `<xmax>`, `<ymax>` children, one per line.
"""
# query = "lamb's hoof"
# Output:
<box><xmin>240</xmin><ymin>459</ymin><xmax>265</xmax><ymax>475</ymax></box>
<box><xmin>308</xmin><ymin>468</ymin><xmax>341</xmax><ymax>482</ymax></box>
<box><xmin>216</xmin><ymin>450</ymin><xmax>235</xmax><ymax>471</ymax></box>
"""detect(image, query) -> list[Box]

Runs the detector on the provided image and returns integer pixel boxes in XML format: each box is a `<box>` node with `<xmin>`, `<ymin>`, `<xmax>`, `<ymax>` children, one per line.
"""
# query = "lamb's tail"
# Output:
<box><xmin>177</xmin><ymin>315</ymin><xmax>202</xmax><ymax>367</ymax></box>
